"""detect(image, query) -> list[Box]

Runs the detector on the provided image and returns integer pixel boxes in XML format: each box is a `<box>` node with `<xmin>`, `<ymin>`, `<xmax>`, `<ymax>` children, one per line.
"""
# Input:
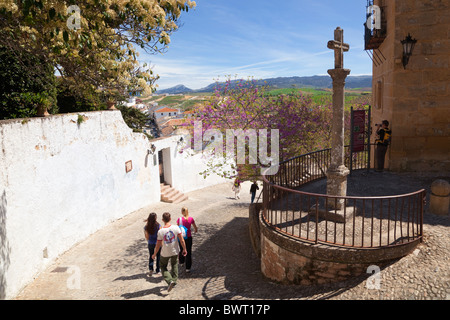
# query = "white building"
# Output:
<box><xmin>154</xmin><ymin>107</ymin><xmax>179</xmax><ymax>119</ymax></box>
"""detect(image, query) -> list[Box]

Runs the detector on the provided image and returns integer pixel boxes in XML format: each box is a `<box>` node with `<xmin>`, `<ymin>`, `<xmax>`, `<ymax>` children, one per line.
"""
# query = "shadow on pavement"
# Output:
<box><xmin>188</xmin><ymin>216</ymin><xmax>369</xmax><ymax>300</ymax></box>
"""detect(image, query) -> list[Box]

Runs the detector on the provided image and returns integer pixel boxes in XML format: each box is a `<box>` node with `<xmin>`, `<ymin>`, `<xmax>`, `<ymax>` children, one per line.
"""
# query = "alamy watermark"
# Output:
<box><xmin>67</xmin><ymin>5</ymin><xmax>81</xmax><ymax>30</ymax></box>
<box><xmin>366</xmin><ymin>265</ymin><xmax>381</xmax><ymax>290</ymax></box>
<box><xmin>66</xmin><ymin>265</ymin><xmax>81</xmax><ymax>290</ymax></box>
<box><xmin>180</xmin><ymin>121</ymin><xmax>280</xmax><ymax>175</ymax></box>
<box><xmin>366</xmin><ymin>5</ymin><xmax>381</xmax><ymax>31</ymax></box>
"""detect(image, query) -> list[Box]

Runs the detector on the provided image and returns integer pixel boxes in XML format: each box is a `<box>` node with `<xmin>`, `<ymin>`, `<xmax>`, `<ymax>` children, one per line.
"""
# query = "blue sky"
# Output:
<box><xmin>141</xmin><ymin>0</ymin><xmax>372</xmax><ymax>90</ymax></box>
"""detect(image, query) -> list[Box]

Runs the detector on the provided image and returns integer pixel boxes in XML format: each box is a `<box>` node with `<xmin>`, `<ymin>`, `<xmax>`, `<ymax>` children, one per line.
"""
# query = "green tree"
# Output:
<box><xmin>0</xmin><ymin>45</ymin><xmax>58</xmax><ymax>119</ymax></box>
<box><xmin>116</xmin><ymin>104</ymin><xmax>150</xmax><ymax>136</ymax></box>
<box><xmin>56</xmin><ymin>78</ymin><xmax>105</xmax><ymax>114</ymax></box>
<box><xmin>0</xmin><ymin>0</ymin><xmax>196</xmax><ymax>112</ymax></box>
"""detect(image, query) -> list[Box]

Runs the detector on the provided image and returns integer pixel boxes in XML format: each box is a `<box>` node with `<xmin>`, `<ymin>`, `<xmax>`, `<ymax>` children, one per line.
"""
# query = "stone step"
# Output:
<box><xmin>163</xmin><ymin>188</ymin><xmax>179</xmax><ymax>199</ymax></box>
<box><xmin>161</xmin><ymin>190</ymin><xmax>180</xmax><ymax>202</ymax></box>
<box><xmin>171</xmin><ymin>193</ymin><xmax>189</xmax><ymax>204</ymax></box>
<box><xmin>160</xmin><ymin>183</ymin><xmax>171</xmax><ymax>193</ymax></box>
<box><xmin>160</xmin><ymin>183</ymin><xmax>188</xmax><ymax>203</ymax></box>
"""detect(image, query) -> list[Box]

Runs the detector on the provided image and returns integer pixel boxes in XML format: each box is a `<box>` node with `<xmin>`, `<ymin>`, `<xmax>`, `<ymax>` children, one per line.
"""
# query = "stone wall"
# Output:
<box><xmin>0</xmin><ymin>111</ymin><xmax>154</xmax><ymax>298</ymax></box>
<box><xmin>252</xmin><ymin>204</ymin><xmax>419</xmax><ymax>285</ymax></box>
<box><xmin>248</xmin><ymin>203</ymin><xmax>262</xmax><ymax>258</ymax></box>
<box><xmin>371</xmin><ymin>0</ymin><xmax>450</xmax><ymax>172</ymax></box>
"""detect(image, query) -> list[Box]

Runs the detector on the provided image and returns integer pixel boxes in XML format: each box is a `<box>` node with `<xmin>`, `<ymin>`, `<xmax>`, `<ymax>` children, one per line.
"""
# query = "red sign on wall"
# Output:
<box><xmin>352</xmin><ymin>110</ymin><xmax>366</xmax><ymax>152</ymax></box>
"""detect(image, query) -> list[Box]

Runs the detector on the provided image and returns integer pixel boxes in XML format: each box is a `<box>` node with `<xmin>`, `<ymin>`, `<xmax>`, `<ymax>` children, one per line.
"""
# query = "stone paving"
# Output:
<box><xmin>14</xmin><ymin>173</ymin><xmax>450</xmax><ymax>301</ymax></box>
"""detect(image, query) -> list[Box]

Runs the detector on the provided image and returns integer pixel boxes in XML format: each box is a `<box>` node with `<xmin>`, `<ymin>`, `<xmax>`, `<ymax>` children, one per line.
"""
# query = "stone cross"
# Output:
<box><xmin>327</xmin><ymin>27</ymin><xmax>349</xmax><ymax>69</ymax></box>
<box><xmin>326</xmin><ymin>27</ymin><xmax>351</xmax><ymax>212</ymax></box>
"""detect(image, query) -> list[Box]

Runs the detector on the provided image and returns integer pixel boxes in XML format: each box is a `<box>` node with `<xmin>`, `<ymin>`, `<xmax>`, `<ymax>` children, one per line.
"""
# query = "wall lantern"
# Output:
<box><xmin>401</xmin><ymin>33</ymin><xmax>417</xmax><ymax>69</ymax></box>
<box><xmin>148</xmin><ymin>144</ymin><xmax>156</xmax><ymax>155</ymax></box>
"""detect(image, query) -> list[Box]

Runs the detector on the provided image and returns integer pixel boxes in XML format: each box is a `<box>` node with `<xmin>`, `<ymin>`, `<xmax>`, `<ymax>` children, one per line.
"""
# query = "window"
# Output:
<box><xmin>375</xmin><ymin>80</ymin><xmax>383</xmax><ymax>110</ymax></box>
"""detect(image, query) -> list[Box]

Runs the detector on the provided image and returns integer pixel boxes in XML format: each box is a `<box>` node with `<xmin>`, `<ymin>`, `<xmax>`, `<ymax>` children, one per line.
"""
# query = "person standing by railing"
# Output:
<box><xmin>375</xmin><ymin>120</ymin><xmax>391</xmax><ymax>172</ymax></box>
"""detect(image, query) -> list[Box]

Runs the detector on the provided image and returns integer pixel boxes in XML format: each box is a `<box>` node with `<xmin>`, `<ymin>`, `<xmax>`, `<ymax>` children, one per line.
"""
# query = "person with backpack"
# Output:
<box><xmin>375</xmin><ymin>120</ymin><xmax>392</xmax><ymax>172</ymax></box>
<box><xmin>177</xmin><ymin>207</ymin><xmax>197</xmax><ymax>273</ymax></box>
<box><xmin>152</xmin><ymin>212</ymin><xmax>187</xmax><ymax>292</ymax></box>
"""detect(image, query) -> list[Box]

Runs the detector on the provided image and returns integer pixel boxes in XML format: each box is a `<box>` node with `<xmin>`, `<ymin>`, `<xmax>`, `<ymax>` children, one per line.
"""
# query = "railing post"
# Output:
<box><xmin>367</xmin><ymin>105</ymin><xmax>372</xmax><ymax>171</ymax></box>
<box><xmin>420</xmin><ymin>190</ymin><xmax>425</xmax><ymax>242</ymax></box>
<box><xmin>350</xmin><ymin>106</ymin><xmax>354</xmax><ymax>173</ymax></box>
<box><xmin>315</xmin><ymin>197</ymin><xmax>319</xmax><ymax>244</ymax></box>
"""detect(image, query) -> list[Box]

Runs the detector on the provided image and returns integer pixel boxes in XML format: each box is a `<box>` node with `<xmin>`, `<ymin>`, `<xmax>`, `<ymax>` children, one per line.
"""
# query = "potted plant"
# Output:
<box><xmin>106</xmin><ymin>99</ymin><xmax>116</xmax><ymax>110</ymax></box>
<box><xmin>35</xmin><ymin>92</ymin><xmax>51</xmax><ymax>117</ymax></box>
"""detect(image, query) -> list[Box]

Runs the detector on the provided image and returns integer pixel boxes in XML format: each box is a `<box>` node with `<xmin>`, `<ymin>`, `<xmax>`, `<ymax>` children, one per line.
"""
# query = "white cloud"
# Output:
<box><xmin>137</xmin><ymin>0</ymin><xmax>373</xmax><ymax>90</ymax></box>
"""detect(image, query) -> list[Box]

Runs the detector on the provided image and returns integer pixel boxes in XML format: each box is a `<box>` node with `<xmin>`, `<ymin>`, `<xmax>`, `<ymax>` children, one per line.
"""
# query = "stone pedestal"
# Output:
<box><xmin>430</xmin><ymin>179</ymin><xmax>450</xmax><ymax>216</ymax></box>
<box><xmin>326</xmin><ymin>68</ymin><xmax>351</xmax><ymax>214</ymax></box>
<box><xmin>326</xmin><ymin>165</ymin><xmax>350</xmax><ymax>210</ymax></box>
<box><xmin>311</xmin><ymin>164</ymin><xmax>357</xmax><ymax>223</ymax></box>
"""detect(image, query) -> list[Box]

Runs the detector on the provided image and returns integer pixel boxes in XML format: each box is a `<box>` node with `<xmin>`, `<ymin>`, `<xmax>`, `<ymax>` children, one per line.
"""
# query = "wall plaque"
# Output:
<box><xmin>125</xmin><ymin>160</ymin><xmax>132</xmax><ymax>173</ymax></box>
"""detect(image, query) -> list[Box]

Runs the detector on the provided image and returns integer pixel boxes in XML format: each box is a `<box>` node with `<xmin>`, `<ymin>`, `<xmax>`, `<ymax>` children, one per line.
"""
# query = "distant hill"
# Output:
<box><xmin>156</xmin><ymin>75</ymin><xmax>372</xmax><ymax>94</ymax></box>
<box><xmin>156</xmin><ymin>84</ymin><xmax>193</xmax><ymax>95</ymax></box>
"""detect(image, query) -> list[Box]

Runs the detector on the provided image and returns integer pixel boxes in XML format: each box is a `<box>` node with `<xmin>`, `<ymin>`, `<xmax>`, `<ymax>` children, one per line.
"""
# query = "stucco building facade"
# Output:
<box><xmin>368</xmin><ymin>0</ymin><xmax>449</xmax><ymax>172</ymax></box>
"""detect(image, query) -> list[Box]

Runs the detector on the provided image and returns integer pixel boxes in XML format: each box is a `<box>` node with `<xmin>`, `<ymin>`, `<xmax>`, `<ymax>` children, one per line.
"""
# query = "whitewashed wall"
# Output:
<box><xmin>0</xmin><ymin>111</ymin><xmax>228</xmax><ymax>299</ymax></box>
<box><xmin>151</xmin><ymin>136</ymin><xmax>233</xmax><ymax>194</ymax></box>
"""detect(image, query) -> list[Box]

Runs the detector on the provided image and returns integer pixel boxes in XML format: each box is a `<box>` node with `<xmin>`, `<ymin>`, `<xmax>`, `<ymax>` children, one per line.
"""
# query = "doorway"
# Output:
<box><xmin>158</xmin><ymin>150</ymin><xmax>164</xmax><ymax>184</ymax></box>
<box><xmin>158</xmin><ymin>148</ymin><xmax>172</xmax><ymax>186</ymax></box>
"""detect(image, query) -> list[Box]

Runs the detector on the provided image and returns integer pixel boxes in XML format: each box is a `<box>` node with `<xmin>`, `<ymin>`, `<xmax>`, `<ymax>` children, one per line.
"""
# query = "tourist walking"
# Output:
<box><xmin>232</xmin><ymin>179</ymin><xmax>241</xmax><ymax>199</ymax></box>
<box><xmin>250</xmin><ymin>181</ymin><xmax>259</xmax><ymax>204</ymax></box>
<box><xmin>144</xmin><ymin>212</ymin><xmax>161</xmax><ymax>276</ymax></box>
<box><xmin>152</xmin><ymin>212</ymin><xmax>187</xmax><ymax>292</ymax></box>
<box><xmin>375</xmin><ymin>120</ymin><xmax>392</xmax><ymax>172</ymax></box>
<box><xmin>177</xmin><ymin>207</ymin><xmax>198</xmax><ymax>273</ymax></box>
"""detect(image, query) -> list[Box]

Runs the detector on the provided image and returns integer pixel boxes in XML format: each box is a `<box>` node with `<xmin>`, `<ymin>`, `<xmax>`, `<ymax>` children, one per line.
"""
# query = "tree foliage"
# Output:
<box><xmin>0</xmin><ymin>0</ymin><xmax>196</xmax><ymax>104</ymax></box>
<box><xmin>185</xmin><ymin>78</ymin><xmax>371</xmax><ymax>181</ymax></box>
<box><xmin>0</xmin><ymin>45</ymin><xmax>58</xmax><ymax>119</ymax></box>
<box><xmin>116</xmin><ymin>104</ymin><xmax>149</xmax><ymax>132</ymax></box>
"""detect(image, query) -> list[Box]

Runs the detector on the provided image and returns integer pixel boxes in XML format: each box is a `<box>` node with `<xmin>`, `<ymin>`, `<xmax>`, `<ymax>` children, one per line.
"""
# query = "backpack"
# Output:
<box><xmin>376</xmin><ymin>128</ymin><xmax>391</xmax><ymax>146</ymax></box>
<box><xmin>178</xmin><ymin>218</ymin><xmax>188</xmax><ymax>239</ymax></box>
<box><xmin>383</xmin><ymin>130</ymin><xmax>391</xmax><ymax>145</ymax></box>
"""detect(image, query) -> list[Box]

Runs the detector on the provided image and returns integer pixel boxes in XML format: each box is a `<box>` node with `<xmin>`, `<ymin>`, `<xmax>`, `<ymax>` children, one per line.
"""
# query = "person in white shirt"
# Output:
<box><xmin>152</xmin><ymin>212</ymin><xmax>187</xmax><ymax>292</ymax></box>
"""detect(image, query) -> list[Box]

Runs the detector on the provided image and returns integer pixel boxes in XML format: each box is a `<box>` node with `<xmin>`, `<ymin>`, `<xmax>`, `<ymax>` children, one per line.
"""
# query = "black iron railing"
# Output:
<box><xmin>262</xmin><ymin>146</ymin><xmax>425</xmax><ymax>248</ymax></box>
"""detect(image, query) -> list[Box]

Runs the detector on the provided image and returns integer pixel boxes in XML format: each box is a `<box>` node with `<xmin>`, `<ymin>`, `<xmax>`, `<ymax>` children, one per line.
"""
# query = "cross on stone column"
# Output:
<box><xmin>327</xmin><ymin>27</ymin><xmax>350</xmax><ymax>69</ymax></box>
<box><xmin>323</xmin><ymin>27</ymin><xmax>353</xmax><ymax>219</ymax></box>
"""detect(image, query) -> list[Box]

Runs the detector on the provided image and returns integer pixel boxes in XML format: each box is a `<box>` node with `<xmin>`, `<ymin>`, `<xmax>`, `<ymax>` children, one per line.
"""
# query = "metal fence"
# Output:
<box><xmin>262</xmin><ymin>146</ymin><xmax>425</xmax><ymax>248</ymax></box>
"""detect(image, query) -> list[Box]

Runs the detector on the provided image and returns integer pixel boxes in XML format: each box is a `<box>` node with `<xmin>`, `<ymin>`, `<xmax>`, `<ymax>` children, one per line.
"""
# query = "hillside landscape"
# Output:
<box><xmin>156</xmin><ymin>75</ymin><xmax>372</xmax><ymax>95</ymax></box>
<box><xmin>147</xmin><ymin>75</ymin><xmax>372</xmax><ymax>112</ymax></box>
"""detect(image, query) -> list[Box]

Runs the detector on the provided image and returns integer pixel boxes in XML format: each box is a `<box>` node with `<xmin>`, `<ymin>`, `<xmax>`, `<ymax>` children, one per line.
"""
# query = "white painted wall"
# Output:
<box><xmin>0</xmin><ymin>111</ymin><xmax>229</xmax><ymax>299</ymax></box>
<box><xmin>150</xmin><ymin>136</ymin><xmax>232</xmax><ymax>194</ymax></box>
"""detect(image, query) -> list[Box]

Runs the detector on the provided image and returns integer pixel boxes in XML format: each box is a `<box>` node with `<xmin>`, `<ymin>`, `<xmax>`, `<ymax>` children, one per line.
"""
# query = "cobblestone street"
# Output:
<box><xmin>15</xmin><ymin>175</ymin><xmax>450</xmax><ymax>301</ymax></box>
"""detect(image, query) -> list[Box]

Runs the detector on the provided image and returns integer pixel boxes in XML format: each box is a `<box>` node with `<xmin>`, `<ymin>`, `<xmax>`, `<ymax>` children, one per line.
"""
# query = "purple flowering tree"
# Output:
<box><xmin>183</xmin><ymin>78</ymin><xmax>370</xmax><ymax>181</ymax></box>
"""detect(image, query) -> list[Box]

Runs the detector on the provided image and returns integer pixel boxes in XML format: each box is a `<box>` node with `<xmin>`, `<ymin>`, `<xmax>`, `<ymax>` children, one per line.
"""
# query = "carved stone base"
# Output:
<box><xmin>309</xmin><ymin>204</ymin><xmax>358</xmax><ymax>223</ymax></box>
<box><xmin>326</xmin><ymin>165</ymin><xmax>350</xmax><ymax>210</ymax></box>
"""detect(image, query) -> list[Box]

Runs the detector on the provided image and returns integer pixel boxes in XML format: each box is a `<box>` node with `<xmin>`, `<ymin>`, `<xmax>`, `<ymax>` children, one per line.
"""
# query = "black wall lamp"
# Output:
<box><xmin>401</xmin><ymin>33</ymin><xmax>417</xmax><ymax>69</ymax></box>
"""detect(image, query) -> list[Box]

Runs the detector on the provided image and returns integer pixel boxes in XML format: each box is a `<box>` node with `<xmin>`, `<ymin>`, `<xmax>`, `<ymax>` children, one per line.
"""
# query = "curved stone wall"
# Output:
<box><xmin>251</xmin><ymin>205</ymin><xmax>419</xmax><ymax>285</ymax></box>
